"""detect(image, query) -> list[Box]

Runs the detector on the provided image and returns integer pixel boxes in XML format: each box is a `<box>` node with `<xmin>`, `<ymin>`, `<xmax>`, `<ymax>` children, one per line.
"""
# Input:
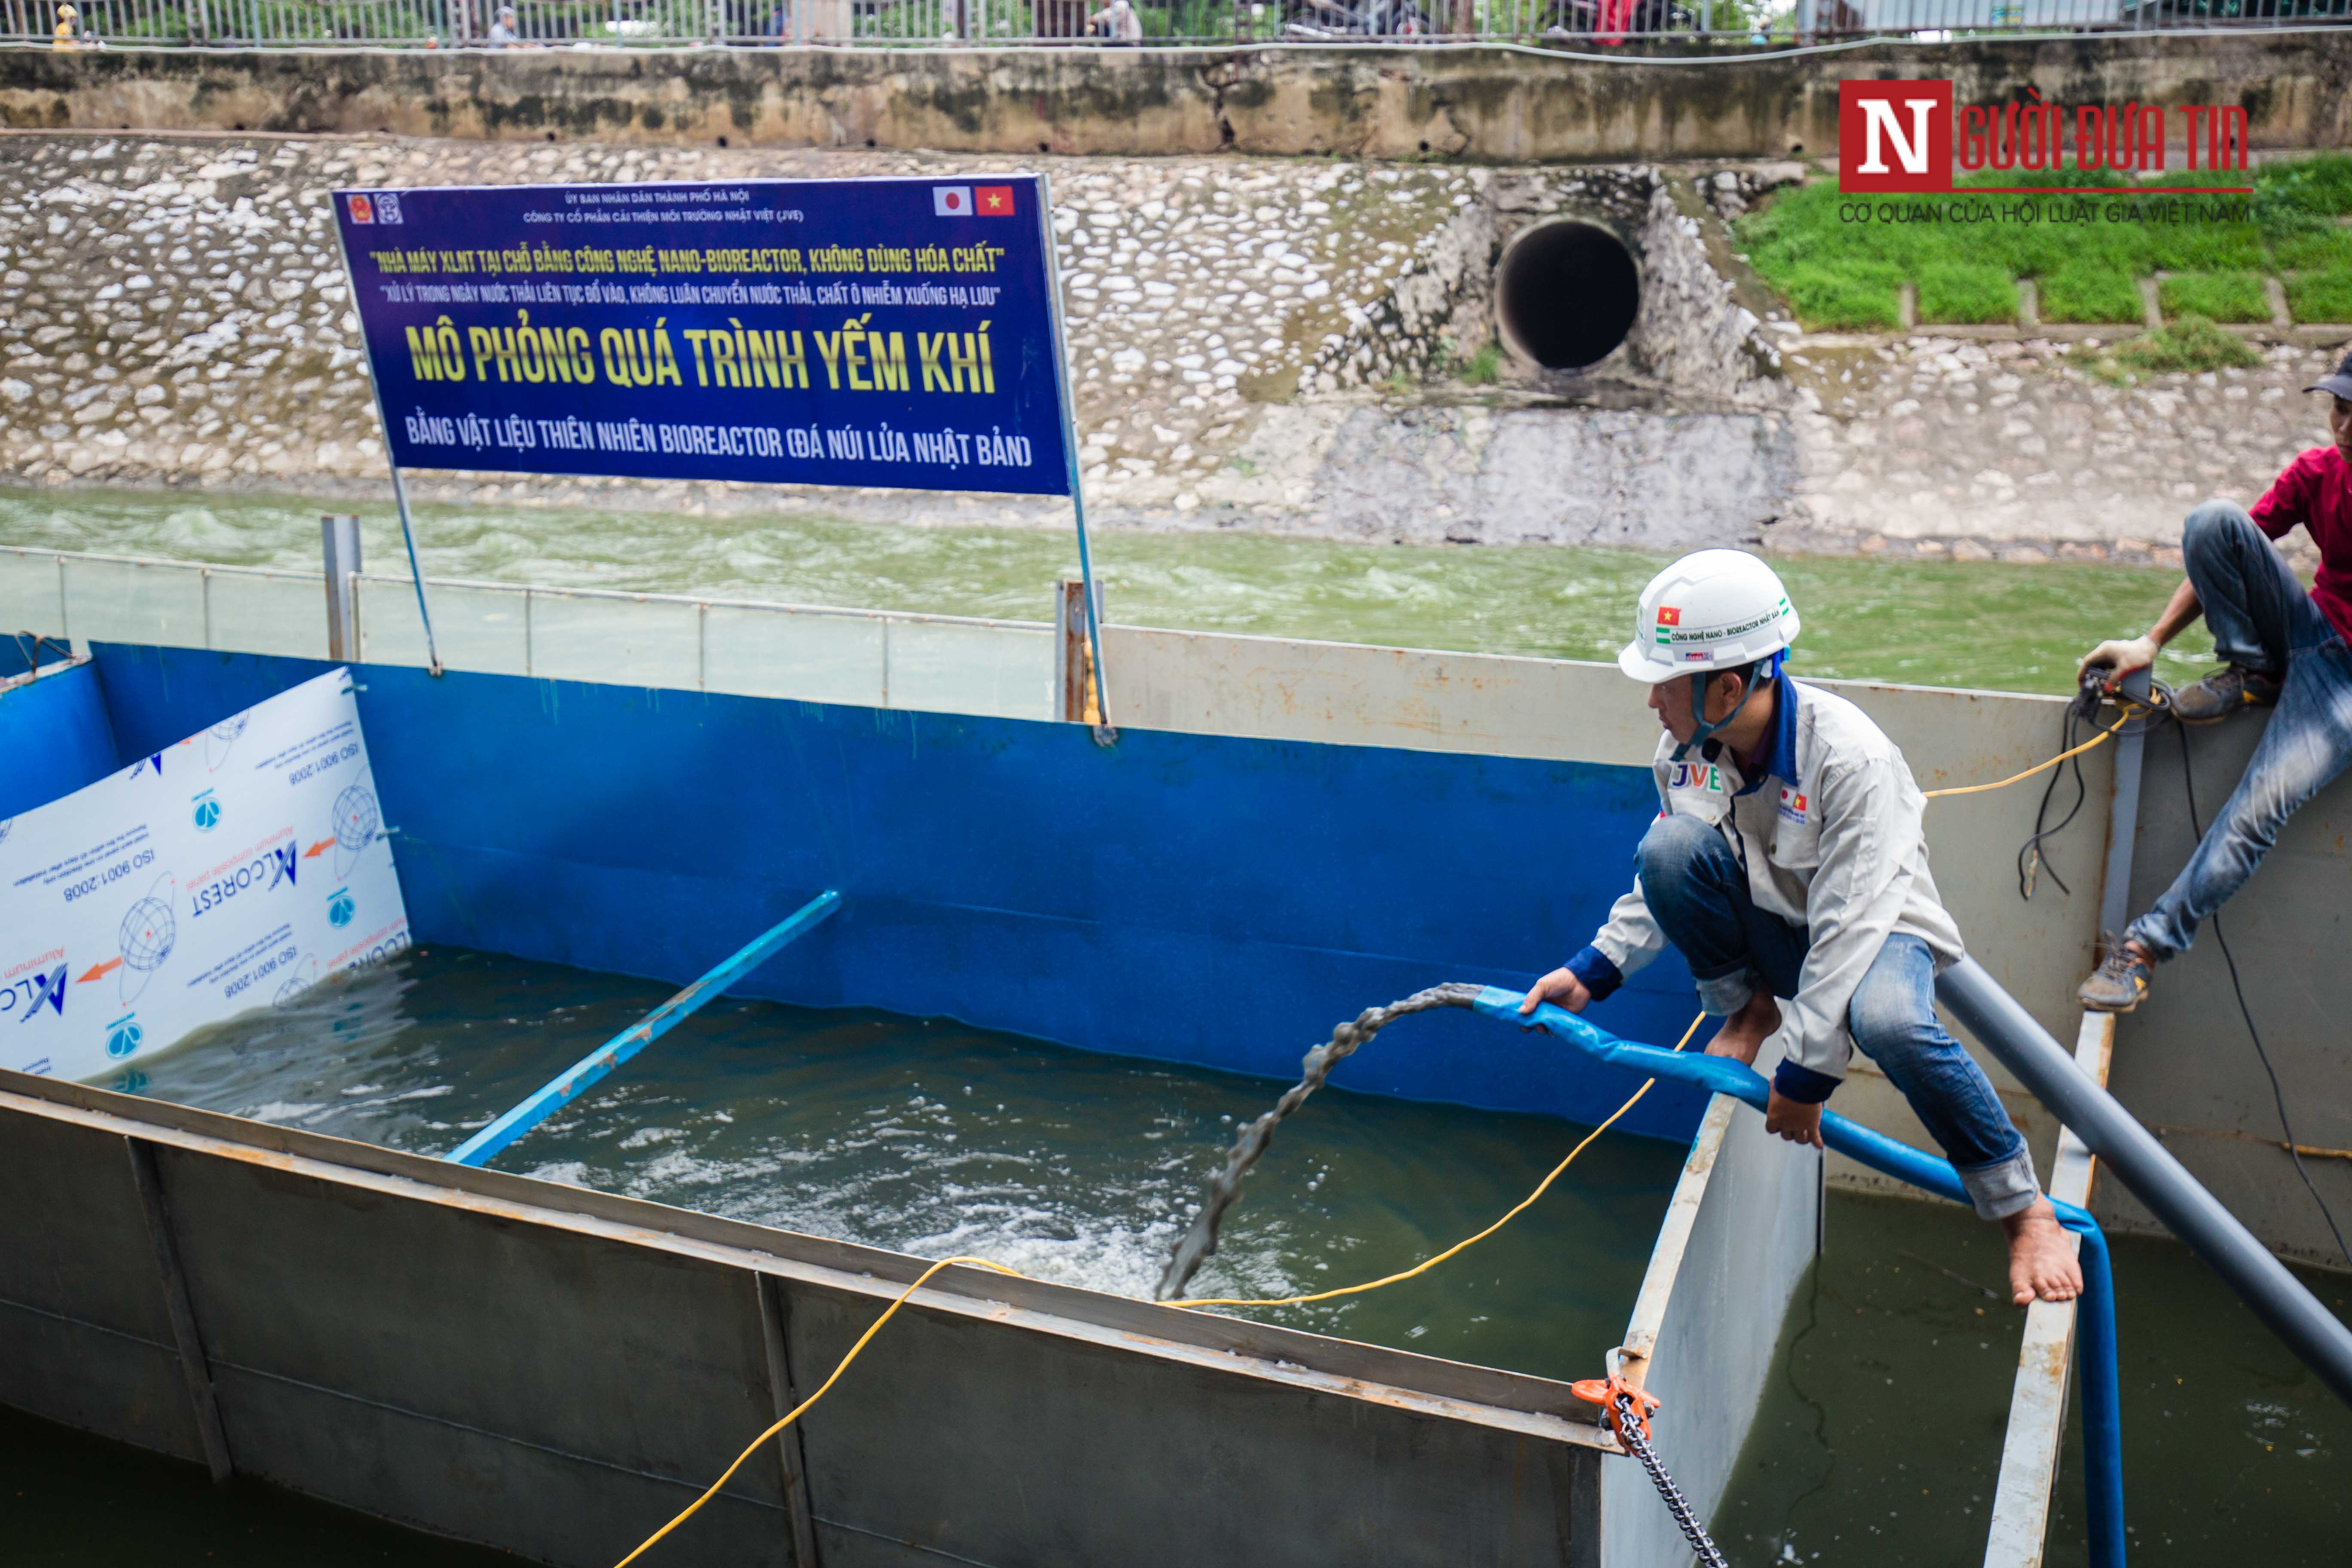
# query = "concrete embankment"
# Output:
<box><xmin>0</xmin><ymin>132</ymin><xmax>1805</xmax><ymax>549</ymax></box>
<box><xmin>4</xmin><ymin>34</ymin><xmax>2351</xmax><ymax>161</ymax></box>
<box><xmin>1</xmin><ymin>130</ymin><xmax>2345</xmax><ymax>563</ymax></box>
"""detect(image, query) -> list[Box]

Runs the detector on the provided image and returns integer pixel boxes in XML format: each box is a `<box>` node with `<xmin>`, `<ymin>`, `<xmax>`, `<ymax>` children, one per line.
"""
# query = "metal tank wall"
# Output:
<box><xmin>1</xmin><ymin>545</ymin><xmax>2123</xmax><ymax>1184</ymax></box>
<box><xmin>2104</xmin><ymin>711</ymin><xmax>2352</xmax><ymax>1272</ymax></box>
<box><xmin>0</xmin><ymin>612</ymin><xmax>2152</xmax><ymax>1564</ymax></box>
<box><xmin>0</xmin><ymin>657</ymin><xmax>119</xmax><ymax>819</ymax></box>
<box><xmin>80</xmin><ymin>640</ymin><xmax>1728</xmax><ymax>1142</ymax></box>
<box><xmin>0</xmin><ymin>625</ymin><xmax>1848</xmax><ymax>1567</ymax></box>
<box><xmin>1602</xmin><ymin>1096</ymin><xmax>1824</xmax><ymax>1568</ymax></box>
<box><xmin>0</xmin><ymin>1073</ymin><xmax>1635</xmax><ymax>1568</ymax></box>
<box><xmin>19</xmin><ymin>554</ymin><xmax>2343</xmax><ymax>1274</ymax></box>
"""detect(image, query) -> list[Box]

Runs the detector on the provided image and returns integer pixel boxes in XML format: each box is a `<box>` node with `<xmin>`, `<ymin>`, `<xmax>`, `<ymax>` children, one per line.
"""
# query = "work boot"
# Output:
<box><xmin>2172</xmin><ymin>663</ymin><xmax>2281</xmax><ymax>724</ymax></box>
<box><xmin>2078</xmin><ymin>935</ymin><xmax>2152</xmax><ymax>1013</ymax></box>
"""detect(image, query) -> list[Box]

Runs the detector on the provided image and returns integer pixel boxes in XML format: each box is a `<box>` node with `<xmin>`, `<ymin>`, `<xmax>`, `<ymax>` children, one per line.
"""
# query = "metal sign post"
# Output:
<box><xmin>330</xmin><ymin>216</ymin><xmax>444</xmax><ymax>677</ymax></box>
<box><xmin>1036</xmin><ymin>172</ymin><xmax>1115</xmax><ymax>744</ymax></box>
<box><xmin>383</xmin><ymin>463</ymin><xmax>444</xmax><ymax>678</ymax></box>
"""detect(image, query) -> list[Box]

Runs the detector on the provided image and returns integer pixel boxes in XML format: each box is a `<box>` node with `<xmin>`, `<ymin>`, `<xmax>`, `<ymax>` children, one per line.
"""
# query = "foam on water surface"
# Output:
<box><xmin>122</xmin><ymin>944</ymin><xmax>1684</xmax><ymax>1382</ymax></box>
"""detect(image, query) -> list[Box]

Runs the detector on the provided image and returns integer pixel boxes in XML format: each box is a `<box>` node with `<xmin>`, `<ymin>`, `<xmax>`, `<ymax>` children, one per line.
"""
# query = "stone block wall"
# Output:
<box><xmin>0</xmin><ymin>134</ymin><xmax>1801</xmax><ymax>548</ymax></box>
<box><xmin>4</xmin><ymin>35</ymin><xmax>2349</xmax><ymax>161</ymax></box>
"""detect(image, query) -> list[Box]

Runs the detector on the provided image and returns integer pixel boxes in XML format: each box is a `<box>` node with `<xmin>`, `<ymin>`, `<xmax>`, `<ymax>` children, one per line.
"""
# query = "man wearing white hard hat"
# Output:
<box><xmin>1519</xmin><ymin>549</ymin><xmax>2082</xmax><ymax>1307</ymax></box>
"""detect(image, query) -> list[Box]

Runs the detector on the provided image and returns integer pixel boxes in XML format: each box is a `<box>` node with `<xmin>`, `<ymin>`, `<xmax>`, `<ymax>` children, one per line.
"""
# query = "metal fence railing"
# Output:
<box><xmin>5</xmin><ymin>0</ymin><xmax>2347</xmax><ymax>48</ymax></box>
<box><xmin>0</xmin><ymin>545</ymin><xmax>1058</xmax><ymax>720</ymax></box>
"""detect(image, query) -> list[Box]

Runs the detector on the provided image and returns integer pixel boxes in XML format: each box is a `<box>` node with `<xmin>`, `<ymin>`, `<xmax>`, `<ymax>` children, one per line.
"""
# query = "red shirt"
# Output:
<box><xmin>2251</xmin><ymin>445</ymin><xmax>2352</xmax><ymax>648</ymax></box>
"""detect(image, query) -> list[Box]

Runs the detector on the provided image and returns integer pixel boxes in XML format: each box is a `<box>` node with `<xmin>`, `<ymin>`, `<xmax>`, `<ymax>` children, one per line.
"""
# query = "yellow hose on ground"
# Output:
<box><xmin>614</xmin><ymin>1013</ymin><xmax>1711</xmax><ymax>1565</ymax></box>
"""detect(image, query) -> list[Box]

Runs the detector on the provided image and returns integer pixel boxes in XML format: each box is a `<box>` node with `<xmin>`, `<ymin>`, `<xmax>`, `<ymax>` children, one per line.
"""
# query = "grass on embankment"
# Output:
<box><xmin>2157</xmin><ymin>270</ymin><xmax>2271</xmax><ymax>323</ymax></box>
<box><xmin>2286</xmin><ymin>270</ymin><xmax>2352</xmax><ymax>323</ymax></box>
<box><xmin>1736</xmin><ymin>155</ymin><xmax>2352</xmax><ymax>332</ymax></box>
<box><xmin>1916</xmin><ymin>262</ymin><xmax>2020</xmax><ymax>325</ymax></box>
<box><xmin>2038</xmin><ymin>264</ymin><xmax>2147</xmax><ymax>325</ymax></box>
<box><xmin>2076</xmin><ymin>314</ymin><xmax>2265</xmax><ymax>384</ymax></box>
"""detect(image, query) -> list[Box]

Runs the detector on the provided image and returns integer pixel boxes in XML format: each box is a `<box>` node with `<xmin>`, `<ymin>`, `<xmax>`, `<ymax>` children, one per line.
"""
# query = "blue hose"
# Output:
<box><xmin>1469</xmin><ymin>988</ymin><xmax>2125</xmax><ymax>1568</ymax></box>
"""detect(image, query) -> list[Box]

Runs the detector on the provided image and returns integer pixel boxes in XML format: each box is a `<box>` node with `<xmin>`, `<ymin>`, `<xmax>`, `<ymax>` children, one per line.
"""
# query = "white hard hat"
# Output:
<box><xmin>1616</xmin><ymin>548</ymin><xmax>1800</xmax><ymax>686</ymax></box>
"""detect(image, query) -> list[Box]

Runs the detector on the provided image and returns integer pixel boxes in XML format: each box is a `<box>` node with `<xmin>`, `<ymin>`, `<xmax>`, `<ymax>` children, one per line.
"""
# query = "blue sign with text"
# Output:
<box><xmin>333</xmin><ymin>176</ymin><xmax>1072</xmax><ymax>498</ymax></box>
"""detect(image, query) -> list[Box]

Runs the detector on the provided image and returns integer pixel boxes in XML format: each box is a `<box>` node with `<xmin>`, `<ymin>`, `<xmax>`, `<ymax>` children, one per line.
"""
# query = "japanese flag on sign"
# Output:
<box><xmin>933</xmin><ymin>186</ymin><xmax>974</xmax><ymax>216</ymax></box>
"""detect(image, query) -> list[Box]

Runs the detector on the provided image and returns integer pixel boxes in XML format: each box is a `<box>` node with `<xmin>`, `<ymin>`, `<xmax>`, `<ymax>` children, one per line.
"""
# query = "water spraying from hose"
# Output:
<box><xmin>1153</xmin><ymin>983</ymin><xmax>1483</xmax><ymax>1302</ymax></box>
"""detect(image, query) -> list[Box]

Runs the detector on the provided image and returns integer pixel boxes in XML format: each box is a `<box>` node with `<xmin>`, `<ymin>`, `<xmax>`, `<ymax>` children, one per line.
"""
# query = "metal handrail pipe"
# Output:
<box><xmin>1937</xmin><ymin>955</ymin><xmax>2352</xmax><ymax>1409</ymax></box>
<box><xmin>3</xmin><ymin>544</ymin><xmax>1057</xmax><ymax>634</ymax></box>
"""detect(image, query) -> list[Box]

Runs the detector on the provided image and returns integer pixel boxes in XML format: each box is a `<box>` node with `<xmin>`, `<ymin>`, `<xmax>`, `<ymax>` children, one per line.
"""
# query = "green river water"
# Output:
<box><xmin>0</xmin><ymin>485</ymin><xmax>2230</xmax><ymax>695</ymax></box>
<box><xmin>6</xmin><ymin>486</ymin><xmax>2345</xmax><ymax>1565</ymax></box>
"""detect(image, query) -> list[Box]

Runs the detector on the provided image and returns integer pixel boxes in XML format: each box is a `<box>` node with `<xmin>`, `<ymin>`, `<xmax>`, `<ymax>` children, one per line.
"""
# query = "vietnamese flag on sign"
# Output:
<box><xmin>975</xmin><ymin>185</ymin><xmax>1015</xmax><ymax>217</ymax></box>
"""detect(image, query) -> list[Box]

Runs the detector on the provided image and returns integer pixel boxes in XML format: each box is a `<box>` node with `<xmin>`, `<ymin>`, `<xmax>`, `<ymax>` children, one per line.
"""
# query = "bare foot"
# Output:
<box><xmin>2001</xmin><ymin>1199</ymin><xmax>2084</xmax><ymax>1306</ymax></box>
<box><xmin>1705</xmin><ymin>991</ymin><xmax>1780</xmax><ymax>1066</ymax></box>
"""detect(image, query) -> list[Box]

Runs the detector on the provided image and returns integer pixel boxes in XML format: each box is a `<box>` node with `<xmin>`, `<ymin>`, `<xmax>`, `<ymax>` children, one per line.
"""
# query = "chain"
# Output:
<box><xmin>1153</xmin><ymin>983</ymin><xmax>1483</xmax><ymax>1302</ymax></box>
<box><xmin>1612</xmin><ymin>1392</ymin><xmax>1729</xmax><ymax>1568</ymax></box>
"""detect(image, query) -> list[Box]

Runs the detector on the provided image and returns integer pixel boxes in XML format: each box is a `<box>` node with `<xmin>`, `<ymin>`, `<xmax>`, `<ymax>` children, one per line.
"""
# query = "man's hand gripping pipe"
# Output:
<box><xmin>1480</xmin><ymin>989</ymin><xmax>2127</xmax><ymax>1568</ymax></box>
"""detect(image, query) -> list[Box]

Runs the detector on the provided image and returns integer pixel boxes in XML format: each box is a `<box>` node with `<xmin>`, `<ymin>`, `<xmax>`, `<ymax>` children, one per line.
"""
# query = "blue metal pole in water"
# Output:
<box><xmin>446</xmin><ymin>890</ymin><xmax>842</xmax><ymax>1167</ymax></box>
<box><xmin>1468</xmin><ymin>988</ymin><xmax>2128</xmax><ymax>1568</ymax></box>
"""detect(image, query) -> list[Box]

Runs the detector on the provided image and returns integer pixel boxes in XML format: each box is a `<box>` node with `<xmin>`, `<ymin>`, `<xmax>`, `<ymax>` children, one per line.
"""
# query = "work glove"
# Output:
<box><xmin>2077</xmin><ymin>634</ymin><xmax>2159</xmax><ymax>689</ymax></box>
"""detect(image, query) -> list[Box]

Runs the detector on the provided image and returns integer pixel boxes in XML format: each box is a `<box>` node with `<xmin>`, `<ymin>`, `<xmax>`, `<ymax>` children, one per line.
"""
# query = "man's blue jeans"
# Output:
<box><xmin>1635</xmin><ymin>813</ymin><xmax>2041</xmax><ymax>1220</ymax></box>
<box><xmin>2126</xmin><ymin>501</ymin><xmax>2352</xmax><ymax>959</ymax></box>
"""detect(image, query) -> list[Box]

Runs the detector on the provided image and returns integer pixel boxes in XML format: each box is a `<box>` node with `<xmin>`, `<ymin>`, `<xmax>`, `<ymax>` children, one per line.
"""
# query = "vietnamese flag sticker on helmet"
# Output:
<box><xmin>976</xmin><ymin>184</ymin><xmax>1015</xmax><ymax>216</ymax></box>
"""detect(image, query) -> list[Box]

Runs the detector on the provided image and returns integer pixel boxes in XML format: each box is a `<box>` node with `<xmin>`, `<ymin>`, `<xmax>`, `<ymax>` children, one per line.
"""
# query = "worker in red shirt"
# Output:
<box><xmin>2077</xmin><ymin>351</ymin><xmax>2352</xmax><ymax>1010</ymax></box>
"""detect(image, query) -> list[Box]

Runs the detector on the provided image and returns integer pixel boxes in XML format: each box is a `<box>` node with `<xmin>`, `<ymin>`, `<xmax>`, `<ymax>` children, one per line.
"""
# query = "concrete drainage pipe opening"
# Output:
<box><xmin>1496</xmin><ymin>220</ymin><xmax>1640</xmax><ymax>372</ymax></box>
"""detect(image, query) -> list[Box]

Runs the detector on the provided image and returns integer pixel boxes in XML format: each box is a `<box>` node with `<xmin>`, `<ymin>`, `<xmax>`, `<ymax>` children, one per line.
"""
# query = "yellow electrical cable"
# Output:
<box><xmin>614</xmin><ymin>1011</ymin><xmax>1712</xmax><ymax>1564</ymax></box>
<box><xmin>1920</xmin><ymin>704</ymin><xmax>2146</xmax><ymax>800</ymax></box>
<box><xmin>1164</xmin><ymin>1010</ymin><xmax>1709</xmax><ymax>1311</ymax></box>
<box><xmin>613</xmin><ymin>1253</ymin><xmax>1020</xmax><ymax>1568</ymax></box>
